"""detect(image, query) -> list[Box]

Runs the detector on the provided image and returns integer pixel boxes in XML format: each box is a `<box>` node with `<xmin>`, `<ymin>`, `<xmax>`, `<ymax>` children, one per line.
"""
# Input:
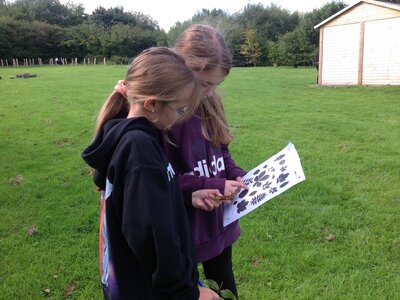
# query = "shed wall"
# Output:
<box><xmin>319</xmin><ymin>2</ymin><xmax>400</xmax><ymax>85</ymax></box>
<box><xmin>328</xmin><ymin>2</ymin><xmax>400</xmax><ymax>26</ymax></box>
<box><xmin>321</xmin><ymin>23</ymin><xmax>360</xmax><ymax>85</ymax></box>
<box><xmin>363</xmin><ymin>17</ymin><xmax>400</xmax><ymax>85</ymax></box>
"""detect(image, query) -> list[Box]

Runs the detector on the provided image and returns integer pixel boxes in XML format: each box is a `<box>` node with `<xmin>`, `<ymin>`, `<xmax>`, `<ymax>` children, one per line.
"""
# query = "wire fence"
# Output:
<box><xmin>0</xmin><ymin>57</ymin><xmax>110</xmax><ymax>67</ymax></box>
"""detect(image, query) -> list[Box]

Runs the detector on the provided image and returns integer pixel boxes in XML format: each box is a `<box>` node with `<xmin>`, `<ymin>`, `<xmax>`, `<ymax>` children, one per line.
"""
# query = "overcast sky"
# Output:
<box><xmin>61</xmin><ymin>0</ymin><xmax>355</xmax><ymax>31</ymax></box>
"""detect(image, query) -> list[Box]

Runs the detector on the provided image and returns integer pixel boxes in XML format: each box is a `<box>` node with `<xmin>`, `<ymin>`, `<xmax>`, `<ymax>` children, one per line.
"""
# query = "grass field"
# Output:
<box><xmin>0</xmin><ymin>65</ymin><xmax>399</xmax><ymax>299</ymax></box>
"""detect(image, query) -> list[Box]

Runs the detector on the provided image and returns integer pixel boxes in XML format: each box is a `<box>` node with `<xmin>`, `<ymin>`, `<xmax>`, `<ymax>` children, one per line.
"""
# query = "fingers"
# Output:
<box><xmin>225</xmin><ymin>180</ymin><xmax>247</xmax><ymax>195</ymax></box>
<box><xmin>215</xmin><ymin>186</ymin><xmax>240</xmax><ymax>201</ymax></box>
<box><xmin>203</xmin><ymin>198</ymin><xmax>221</xmax><ymax>210</ymax></box>
<box><xmin>192</xmin><ymin>189</ymin><xmax>223</xmax><ymax>211</ymax></box>
<box><xmin>236</xmin><ymin>176</ymin><xmax>249</xmax><ymax>190</ymax></box>
<box><xmin>198</xmin><ymin>287</ymin><xmax>219</xmax><ymax>300</ymax></box>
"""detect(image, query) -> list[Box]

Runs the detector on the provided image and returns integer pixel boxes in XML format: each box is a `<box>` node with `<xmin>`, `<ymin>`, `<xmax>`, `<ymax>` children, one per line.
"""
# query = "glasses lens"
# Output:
<box><xmin>166</xmin><ymin>102</ymin><xmax>187</xmax><ymax>118</ymax></box>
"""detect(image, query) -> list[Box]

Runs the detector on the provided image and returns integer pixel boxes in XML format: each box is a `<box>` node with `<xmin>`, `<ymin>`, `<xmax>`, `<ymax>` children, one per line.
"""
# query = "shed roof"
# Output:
<box><xmin>314</xmin><ymin>0</ymin><xmax>400</xmax><ymax>29</ymax></box>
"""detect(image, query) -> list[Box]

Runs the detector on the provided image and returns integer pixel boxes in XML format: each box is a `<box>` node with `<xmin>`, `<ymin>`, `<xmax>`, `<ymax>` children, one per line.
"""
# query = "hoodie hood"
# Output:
<box><xmin>81</xmin><ymin>117</ymin><xmax>157</xmax><ymax>189</ymax></box>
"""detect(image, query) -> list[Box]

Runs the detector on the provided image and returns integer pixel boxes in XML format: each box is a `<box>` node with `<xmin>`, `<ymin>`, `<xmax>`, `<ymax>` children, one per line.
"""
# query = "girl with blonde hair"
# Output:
<box><xmin>163</xmin><ymin>25</ymin><xmax>248</xmax><ymax>298</ymax></box>
<box><xmin>82</xmin><ymin>47</ymin><xmax>220</xmax><ymax>300</ymax></box>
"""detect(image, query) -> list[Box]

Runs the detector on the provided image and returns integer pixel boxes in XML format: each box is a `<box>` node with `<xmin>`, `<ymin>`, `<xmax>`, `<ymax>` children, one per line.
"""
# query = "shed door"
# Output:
<box><xmin>322</xmin><ymin>23</ymin><xmax>360</xmax><ymax>85</ymax></box>
<box><xmin>363</xmin><ymin>17</ymin><xmax>400</xmax><ymax>85</ymax></box>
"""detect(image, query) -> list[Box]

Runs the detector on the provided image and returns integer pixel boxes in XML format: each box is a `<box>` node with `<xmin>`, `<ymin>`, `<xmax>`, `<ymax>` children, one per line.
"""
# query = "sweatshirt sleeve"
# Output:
<box><xmin>121</xmin><ymin>165</ymin><xmax>199</xmax><ymax>300</ymax></box>
<box><xmin>221</xmin><ymin>143</ymin><xmax>247</xmax><ymax>180</ymax></box>
<box><xmin>178</xmin><ymin>173</ymin><xmax>226</xmax><ymax>194</ymax></box>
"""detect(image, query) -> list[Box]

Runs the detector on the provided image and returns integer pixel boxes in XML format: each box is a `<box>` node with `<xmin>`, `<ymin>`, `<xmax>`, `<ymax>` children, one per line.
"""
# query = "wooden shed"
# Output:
<box><xmin>314</xmin><ymin>0</ymin><xmax>400</xmax><ymax>85</ymax></box>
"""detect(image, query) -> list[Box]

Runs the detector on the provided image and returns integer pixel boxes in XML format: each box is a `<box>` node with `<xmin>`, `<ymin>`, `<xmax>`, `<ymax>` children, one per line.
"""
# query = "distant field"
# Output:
<box><xmin>0</xmin><ymin>65</ymin><xmax>399</xmax><ymax>299</ymax></box>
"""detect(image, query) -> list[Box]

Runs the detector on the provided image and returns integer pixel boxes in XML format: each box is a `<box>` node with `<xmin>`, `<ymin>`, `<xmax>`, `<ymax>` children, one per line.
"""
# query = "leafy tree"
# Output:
<box><xmin>266</xmin><ymin>41</ymin><xmax>284</xmax><ymax>67</ymax></box>
<box><xmin>280</xmin><ymin>28</ymin><xmax>314</xmax><ymax>67</ymax></box>
<box><xmin>234</xmin><ymin>3</ymin><xmax>299</xmax><ymax>42</ymax></box>
<box><xmin>0</xmin><ymin>0</ymin><xmax>369</xmax><ymax>66</ymax></box>
<box><xmin>5</xmin><ymin>0</ymin><xmax>86</xmax><ymax>27</ymax></box>
<box><xmin>91</xmin><ymin>6</ymin><xmax>133</xmax><ymax>29</ymax></box>
<box><xmin>62</xmin><ymin>22</ymin><xmax>96</xmax><ymax>59</ymax></box>
<box><xmin>0</xmin><ymin>16</ymin><xmax>66</xmax><ymax>60</ymax></box>
<box><xmin>0</xmin><ymin>0</ymin><xmax>7</xmax><ymax>13</ymax></box>
<box><xmin>62</xmin><ymin>2</ymin><xmax>87</xmax><ymax>26</ymax></box>
<box><xmin>90</xmin><ymin>6</ymin><xmax>160</xmax><ymax>30</ymax></box>
<box><xmin>275</xmin><ymin>1</ymin><xmax>347</xmax><ymax>67</ymax></box>
<box><xmin>240</xmin><ymin>29</ymin><xmax>262</xmax><ymax>66</ymax></box>
<box><xmin>297</xmin><ymin>0</ymin><xmax>347</xmax><ymax>50</ymax></box>
<box><xmin>167</xmin><ymin>8</ymin><xmax>233</xmax><ymax>46</ymax></box>
<box><xmin>166</xmin><ymin>21</ymin><xmax>190</xmax><ymax>46</ymax></box>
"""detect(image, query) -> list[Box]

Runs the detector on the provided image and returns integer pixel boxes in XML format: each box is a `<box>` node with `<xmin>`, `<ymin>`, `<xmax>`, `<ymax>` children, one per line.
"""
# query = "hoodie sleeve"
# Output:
<box><xmin>121</xmin><ymin>165</ymin><xmax>199</xmax><ymax>299</ymax></box>
<box><xmin>221</xmin><ymin>143</ymin><xmax>247</xmax><ymax>180</ymax></box>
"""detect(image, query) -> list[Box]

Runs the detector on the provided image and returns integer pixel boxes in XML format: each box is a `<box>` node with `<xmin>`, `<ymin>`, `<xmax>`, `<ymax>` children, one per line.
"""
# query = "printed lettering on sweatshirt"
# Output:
<box><xmin>186</xmin><ymin>155</ymin><xmax>225</xmax><ymax>177</ymax></box>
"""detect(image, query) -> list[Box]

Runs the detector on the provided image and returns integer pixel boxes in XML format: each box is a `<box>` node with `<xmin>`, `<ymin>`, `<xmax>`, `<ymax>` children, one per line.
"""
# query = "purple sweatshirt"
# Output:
<box><xmin>163</xmin><ymin>113</ymin><xmax>246</xmax><ymax>262</ymax></box>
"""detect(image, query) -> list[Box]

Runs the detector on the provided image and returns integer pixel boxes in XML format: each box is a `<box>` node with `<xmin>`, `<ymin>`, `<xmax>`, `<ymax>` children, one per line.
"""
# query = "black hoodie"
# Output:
<box><xmin>81</xmin><ymin>117</ymin><xmax>199</xmax><ymax>300</ymax></box>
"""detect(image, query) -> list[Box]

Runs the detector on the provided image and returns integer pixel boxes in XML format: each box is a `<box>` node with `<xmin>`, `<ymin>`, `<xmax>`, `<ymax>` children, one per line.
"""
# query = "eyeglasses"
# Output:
<box><xmin>165</xmin><ymin>102</ymin><xmax>188</xmax><ymax>118</ymax></box>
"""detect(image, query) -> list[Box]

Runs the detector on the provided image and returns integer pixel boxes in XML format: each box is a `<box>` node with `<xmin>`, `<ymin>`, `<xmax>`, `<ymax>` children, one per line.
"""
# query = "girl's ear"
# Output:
<box><xmin>143</xmin><ymin>98</ymin><xmax>158</xmax><ymax>113</ymax></box>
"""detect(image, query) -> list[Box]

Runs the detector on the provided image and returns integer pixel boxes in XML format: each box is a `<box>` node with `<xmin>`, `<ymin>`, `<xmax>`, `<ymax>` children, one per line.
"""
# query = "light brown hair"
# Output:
<box><xmin>95</xmin><ymin>47</ymin><xmax>201</xmax><ymax>134</ymax></box>
<box><xmin>174</xmin><ymin>24</ymin><xmax>233</xmax><ymax>146</ymax></box>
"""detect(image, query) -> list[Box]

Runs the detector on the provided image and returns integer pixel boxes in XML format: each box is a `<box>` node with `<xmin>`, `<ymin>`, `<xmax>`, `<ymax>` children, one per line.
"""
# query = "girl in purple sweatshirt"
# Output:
<box><xmin>163</xmin><ymin>25</ymin><xmax>248</xmax><ymax>298</ymax></box>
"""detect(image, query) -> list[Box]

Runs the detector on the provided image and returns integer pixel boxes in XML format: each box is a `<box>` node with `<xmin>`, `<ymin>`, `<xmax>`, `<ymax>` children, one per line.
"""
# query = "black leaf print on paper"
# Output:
<box><xmin>237</xmin><ymin>200</ymin><xmax>249</xmax><ymax>213</ymax></box>
<box><xmin>248</xmin><ymin>190</ymin><xmax>257</xmax><ymax>197</ymax></box>
<box><xmin>253</xmin><ymin>170</ymin><xmax>270</xmax><ymax>187</ymax></box>
<box><xmin>268</xmin><ymin>167</ymin><xmax>275</xmax><ymax>173</ymax></box>
<box><xmin>269</xmin><ymin>187</ymin><xmax>278</xmax><ymax>194</ymax></box>
<box><xmin>274</xmin><ymin>154</ymin><xmax>285</xmax><ymax>162</ymax></box>
<box><xmin>243</xmin><ymin>177</ymin><xmax>254</xmax><ymax>186</ymax></box>
<box><xmin>279</xmin><ymin>159</ymin><xmax>286</xmax><ymax>165</ymax></box>
<box><xmin>276</xmin><ymin>173</ymin><xmax>289</xmax><ymax>183</ymax></box>
<box><xmin>262</xmin><ymin>164</ymin><xmax>268</xmax><ymax>169</ymax></box>
<box><xmin>253</xmin><ymin>169</ymin><xmax>260</xmax><ymax>175</ymax></box>
<box><xmin>262</xmin><ymin>181</ymin><xmax>272</xmax><ymax>190</ymax></box>
<box><xmin>280</xmin><ymin>181</ymin><xmax>289</xmax><ymax>188</ymax></box>
<box><xmin>238</xmin><ymin>189</ymin><xmax>249</xmax><ymax>198</ymax></box>
<box><xmin>280</xmin><ymin>166</ymin><xmax>287</xmax><ymax>172</ymax></box>
<box><xmin>250</xmin><ymin>193</ymin><xmax>267</xmax><ymax>206</ymax></box>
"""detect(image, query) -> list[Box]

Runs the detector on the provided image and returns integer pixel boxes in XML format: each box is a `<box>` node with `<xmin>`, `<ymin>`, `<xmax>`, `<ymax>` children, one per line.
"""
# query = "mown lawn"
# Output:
<box><xmin>0</xmin><ymin>65</ymin><xmax>399</xmax><ymax>299</ymax></box>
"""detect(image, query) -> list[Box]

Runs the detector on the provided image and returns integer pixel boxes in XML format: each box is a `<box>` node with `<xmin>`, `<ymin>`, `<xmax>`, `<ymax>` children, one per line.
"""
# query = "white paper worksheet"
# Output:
<box><xmin>223</xmin><ymin>142</ymin><xmax>306</xmax><ymax>226</ymax></box>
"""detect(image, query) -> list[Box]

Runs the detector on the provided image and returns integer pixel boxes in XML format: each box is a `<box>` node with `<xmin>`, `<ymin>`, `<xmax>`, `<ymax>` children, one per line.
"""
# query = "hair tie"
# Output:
<box><xmin>114</xmin><ymin>80</ymin><xmax>128</xmax><ymax>99</ymax></box>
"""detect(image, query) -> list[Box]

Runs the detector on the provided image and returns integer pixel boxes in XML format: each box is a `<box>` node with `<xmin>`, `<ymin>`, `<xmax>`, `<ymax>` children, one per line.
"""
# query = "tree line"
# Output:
<box><xmin>0</xmin><ymin>0</ymin><xmax>398</xmax><ymax>67</ymax></box>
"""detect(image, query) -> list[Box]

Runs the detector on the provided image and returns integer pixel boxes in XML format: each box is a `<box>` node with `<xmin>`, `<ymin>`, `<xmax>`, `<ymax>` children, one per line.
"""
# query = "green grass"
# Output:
<box><xmin>0</xmin><ymin>65</ymin><xmax>399</xmax><ymax>299</ymax></box>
